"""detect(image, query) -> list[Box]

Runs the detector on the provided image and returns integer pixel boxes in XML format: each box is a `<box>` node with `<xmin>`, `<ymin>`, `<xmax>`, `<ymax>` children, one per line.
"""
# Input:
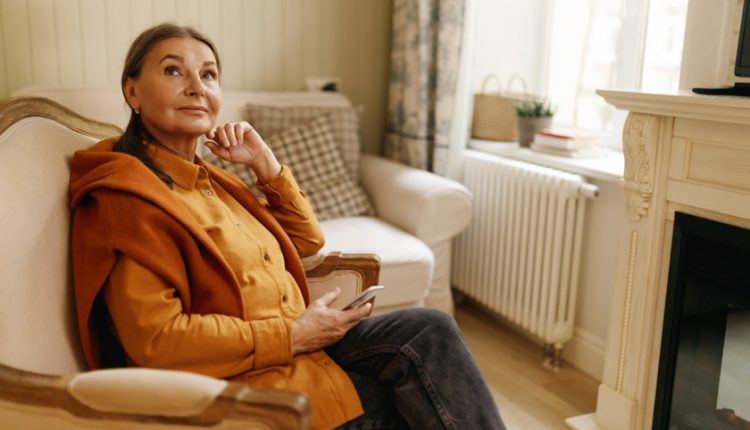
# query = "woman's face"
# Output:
<box><xmin>124</xmin><ymin>37</ymin><xmax>221</xmax><ymax>143</ymax></box>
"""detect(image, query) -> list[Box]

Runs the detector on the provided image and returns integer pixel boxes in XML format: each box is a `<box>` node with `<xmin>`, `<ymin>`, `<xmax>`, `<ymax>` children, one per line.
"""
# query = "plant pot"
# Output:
<box><xmin>516</xmin><ymin>116</ymin><xmax>553</xmax><ymax>148</ymax></box>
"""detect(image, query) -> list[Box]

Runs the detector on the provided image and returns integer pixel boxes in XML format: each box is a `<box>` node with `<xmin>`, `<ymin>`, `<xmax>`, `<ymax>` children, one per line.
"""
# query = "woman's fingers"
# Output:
<box><xmin>340</xmin><ymin>303</ymin><xmax>372</xmax><ymax>324</ymax></box>
<box><xmin>316</xmin><ymin>287</ymin><xmax>341</xmax><ymax>307</ymax></box>
<box><xmin>234</xmin><ymin>122</ymin><xmax>245</xmax><ymax>147</ymax></box>
<box><xmin>214</xmin><ymin>126</ymin><xmax>229</xmax><ymax>148</ymax></box>
<box><xmin>223</xmin><ymin>123</ymin><xmax>238</xmax><ymax>147</ymax></box>
<box><xmin>290</xmin><ymin>292</ymin><xmax>372</xmax><ymax>355</ymax></box>
<box><xmin>204</xmin><ymin>139</ymin><xmax>227</xmax><ymax>157</ymax></box>
<box><xmin>207</xmin><ymin>122</ymin><xmax>259</xmax><ymax>151</ymax></box>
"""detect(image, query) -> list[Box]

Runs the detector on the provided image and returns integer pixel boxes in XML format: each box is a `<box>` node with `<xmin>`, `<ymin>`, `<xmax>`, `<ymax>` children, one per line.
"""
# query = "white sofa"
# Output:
<box><xmin>11</xmin><ymin>86</ymin><xmax>473</xmax><ymax>315</ymax></box>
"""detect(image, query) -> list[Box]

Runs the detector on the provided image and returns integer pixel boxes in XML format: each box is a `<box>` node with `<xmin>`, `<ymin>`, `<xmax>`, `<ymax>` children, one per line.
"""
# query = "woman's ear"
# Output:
<box><xmin>123</xmin><ymin>78</ymin><xmax>140</xmax><ymax>111</ymax></box>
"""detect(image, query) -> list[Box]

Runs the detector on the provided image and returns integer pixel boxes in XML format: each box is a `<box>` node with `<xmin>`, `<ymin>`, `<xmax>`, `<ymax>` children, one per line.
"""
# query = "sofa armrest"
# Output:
<box><xmin>0</xmin><ymin>363</ymin><xmax>309</xmax><ymax>429</ymax></box>
<box><xmin>303</xmin><ymin>252</ymin><xmax>380</xmax><ymax>309</ymax></box>
<box><xmin>360</xmin><ymin>154</ymin><xmax>473</xmax><ymax>245</ymax></box>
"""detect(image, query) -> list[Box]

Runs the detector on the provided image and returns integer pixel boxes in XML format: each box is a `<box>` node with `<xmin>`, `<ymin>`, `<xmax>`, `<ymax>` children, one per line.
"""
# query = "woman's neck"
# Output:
<box><xmin>150</xmin><ymin>138</ymin><xmax>197</xmax><ymax>162</ymax></box>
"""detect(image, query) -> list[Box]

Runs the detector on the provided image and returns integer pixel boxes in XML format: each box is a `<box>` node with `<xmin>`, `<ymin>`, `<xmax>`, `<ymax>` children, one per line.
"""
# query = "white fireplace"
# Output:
<box><xmin>568</xmin><ymin>89</ymin><xmax>750</xmax><ymax>430</ymax></box>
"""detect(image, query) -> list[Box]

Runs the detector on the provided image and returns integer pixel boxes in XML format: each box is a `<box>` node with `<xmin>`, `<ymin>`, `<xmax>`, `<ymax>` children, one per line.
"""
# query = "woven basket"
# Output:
<box><xmin>471</xmin><ymin>74</ymin><xmax>529</xmax><ymax>141</ymax></box>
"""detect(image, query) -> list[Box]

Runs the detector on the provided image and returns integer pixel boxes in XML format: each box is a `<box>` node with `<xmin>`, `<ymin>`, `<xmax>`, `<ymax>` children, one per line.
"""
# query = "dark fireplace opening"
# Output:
<box><xmin>654</xmin><ymin>212</ymin><xmax>750</xmax><ymax>430</ymax></box>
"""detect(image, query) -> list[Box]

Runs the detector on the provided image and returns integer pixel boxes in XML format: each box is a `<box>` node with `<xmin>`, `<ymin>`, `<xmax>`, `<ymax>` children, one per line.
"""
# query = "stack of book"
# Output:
<box><xmin>530</xmin><ymin>129</ymin><xmax>606</xmax><ymax>158</ymax></box>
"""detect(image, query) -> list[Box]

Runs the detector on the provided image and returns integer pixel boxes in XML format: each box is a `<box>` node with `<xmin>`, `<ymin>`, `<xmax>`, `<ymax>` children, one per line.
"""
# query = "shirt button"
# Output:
<box><xmin>263</xmin><ymin>253</ymin><xmax>271</xmax><ymax>262</ymax></box>
<box><xmin>282</xmin><ymin>294</ymin><xmax>288</xmax><ymax>303</ymax></box>
<box><xmin>204</xmin><ymin>189</ymin><xmax>213</xmax><ymax>196</ymax></box>
<box><xmin>235</xmin><ymin>223</ymin><xmax>241</xmax><ymax>228</ymax></box>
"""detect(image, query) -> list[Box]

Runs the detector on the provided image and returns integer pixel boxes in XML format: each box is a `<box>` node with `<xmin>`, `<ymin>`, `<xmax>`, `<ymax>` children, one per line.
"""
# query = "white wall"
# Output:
<box><xmin>0</xmin><ymin>0</ymin><xmax>392</xmax><ymax>154</ymax></box>
<box><xmin>563</xmin><ymin>179</ymin><xmax>621</xmax><ymax>380</ymax></box>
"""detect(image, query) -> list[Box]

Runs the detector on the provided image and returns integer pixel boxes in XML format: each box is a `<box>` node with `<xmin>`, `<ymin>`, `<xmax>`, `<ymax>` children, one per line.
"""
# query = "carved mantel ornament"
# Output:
<box><xmin>622</xmin><ymin>113</ymin><xmax>657</xmax><ymax>222</ymax></box>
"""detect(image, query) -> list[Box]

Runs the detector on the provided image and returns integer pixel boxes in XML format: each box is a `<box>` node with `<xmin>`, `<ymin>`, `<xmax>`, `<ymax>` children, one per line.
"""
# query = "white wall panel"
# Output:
<box><xmin>104</xmin><ymin>0</ymin><xmax>129</xmax><ymax>83</ymax></box>
<box><xmin>2</xmin><ymin>0</ymin><xmax>34</xmax><ymax>91</ymax></box>
<box><xmin>28</xmin><ymin>0</ymin><xmax>59</xmax><ymax>86</ymax></box>
<box><xmin>301</xmin><ymin>1</ymin><xmax>322</xmax><ymax>77</ymax></box>
<box><xmin>55</xmin><ymin>0</ymin><xmax>84</xmax><ymax>86</ymax></box>
<box><xmin>219</xmin><ymin>0</ymin><xmax>243</xmax><ymax>90</ymax></box>
<box><xmin>152</xmin><ymin>0</ymin><xmax>175</xmax><ymax>24</ymax></box>
<box><xmin>197</xmin><ymin>0</ymin><xmax>221</xmax><ymax>55</ymax></box>
<box><xmin>263</xmin><ymin>0</ymin><xmax>284</xmax><ymax>90</ymax></box>
<box><xmin>0</xmin><ymin>0</ymin><xmax>393</xmax><ymax>153</ymax></box>
<box><xmin>355</xmin><ymin>0</ymin><xmax>392</xmax><ymax>153</ymax></box>
<box><xmin>281</xmin><ymin>0</ymin><xmax>303</xmax><ymax>89</ymax></box>
<box><xmin>319</xmin><ymin>0</ymin><xmax>338</xmax><ymax>77</ymax></box>
<box><xmin>80</xmin><ymin>0</ymin><xmax>108</xmax><ymax>86</ymax></box>
<box><xmin>128</xmin><ymin>0</ymin><xmax>152</xmax><ymax>37</ymax></box>
<box><xmin>336</xmin><ymin>0</ymin><xmax>357</xmax><ymax>95</ymax></box>
<box><xmin>0</xmin><ymin>1</ymin><xmax>7</xmax><ymax>96</ymax></box>
<box><xmin>175</xmin><ymin>0</ymin><xmax>199</xmax><ymax>27</ymax></box>
<box><xmin>241</xmin><ymin>0</ymin><xmax>264</xmax><ymax>90</ymax></box>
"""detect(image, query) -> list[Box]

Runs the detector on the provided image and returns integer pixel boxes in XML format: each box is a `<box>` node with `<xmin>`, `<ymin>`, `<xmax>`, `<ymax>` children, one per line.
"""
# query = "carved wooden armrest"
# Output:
<box><xmin>303</xmin><ymin>252</ymin><xmax>381</xmax><ymax>306</ymax></box>
<box><xmin>0</xmin><ymin>363</ymin><xmax>309</xmax><ymax>429</ymax></box>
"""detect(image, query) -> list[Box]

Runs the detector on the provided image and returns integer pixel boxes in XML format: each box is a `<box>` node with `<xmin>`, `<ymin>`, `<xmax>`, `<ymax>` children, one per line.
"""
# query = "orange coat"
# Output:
<box><xmin>69</xmin><ymin>138</ymin><xmax>363</xmax><ymax>429</ymax></box>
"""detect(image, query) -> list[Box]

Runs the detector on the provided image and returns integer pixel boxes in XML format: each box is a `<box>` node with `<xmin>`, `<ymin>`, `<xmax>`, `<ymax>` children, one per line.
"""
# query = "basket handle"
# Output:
<box><xmin>506</xmin><ymin>73</ymin><xmax>530</xmax><ymax>97</ymax></box>
<box><xmin>479</xmin><ymin>75</ymin><xmax>503</xmax><ymax>94</ymax></box>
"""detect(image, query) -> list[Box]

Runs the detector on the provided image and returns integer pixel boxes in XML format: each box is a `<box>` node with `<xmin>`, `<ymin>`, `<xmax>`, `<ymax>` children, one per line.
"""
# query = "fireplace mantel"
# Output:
<box><xmin>598</xmin><ymin>89</ymin><xmax>750</xmax><ymax>125</ymax></box>
<box><xmin>568</xmin><ymin>89</ymin><xmax>750</xmax><ymax>430</ymax></box>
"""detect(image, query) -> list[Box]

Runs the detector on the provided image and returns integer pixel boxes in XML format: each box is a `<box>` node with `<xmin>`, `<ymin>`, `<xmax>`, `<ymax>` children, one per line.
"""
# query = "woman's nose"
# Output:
<box><xmin>185</xmin><ymin>74</ymin><xmax>204</xmax><ymax>97</ymax></box>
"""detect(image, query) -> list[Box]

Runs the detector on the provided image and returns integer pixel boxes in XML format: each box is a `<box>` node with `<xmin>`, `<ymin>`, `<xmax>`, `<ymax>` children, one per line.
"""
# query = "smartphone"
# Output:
<box><xmin>342</xmin><ymin>285</ymin><xmax>384</xmax><ymax>310</ymax></box>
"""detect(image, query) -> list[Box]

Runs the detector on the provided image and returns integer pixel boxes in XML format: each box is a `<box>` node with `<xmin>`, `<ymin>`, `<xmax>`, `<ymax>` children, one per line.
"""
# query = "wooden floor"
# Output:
<box><xmin>454</xmin><ymin>301</ymin><xmax>599</xmax><ymax>430</ymax></box>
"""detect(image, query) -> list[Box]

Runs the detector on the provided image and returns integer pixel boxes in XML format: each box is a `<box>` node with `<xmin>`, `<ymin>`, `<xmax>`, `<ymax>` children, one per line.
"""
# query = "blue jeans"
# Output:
<box><xmin>326</xmin><ymin>308</ymin><xmax>506</xmax><ymax>430</ymax></box>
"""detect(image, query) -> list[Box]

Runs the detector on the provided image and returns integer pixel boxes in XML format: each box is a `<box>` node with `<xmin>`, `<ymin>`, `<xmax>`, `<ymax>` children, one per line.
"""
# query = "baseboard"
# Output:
<box><xmin>563</xmin><ymin>328</ymin><xmax>606</xmax><ymax>381</ymax></box>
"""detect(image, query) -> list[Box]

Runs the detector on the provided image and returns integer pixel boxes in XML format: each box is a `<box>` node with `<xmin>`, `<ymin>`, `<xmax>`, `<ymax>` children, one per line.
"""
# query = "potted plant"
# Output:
<box><xmin>514</xmin><ymin>99</ymin><xmax>555</xmax><ymax>148</ymax></box>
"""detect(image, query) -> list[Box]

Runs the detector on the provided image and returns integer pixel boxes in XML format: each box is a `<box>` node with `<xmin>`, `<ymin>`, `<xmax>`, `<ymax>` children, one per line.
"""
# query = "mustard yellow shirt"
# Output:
<box><xmin>102</xmin><ymin>146</ymin><xmax>362</xmax><ymax>429</ymax></box>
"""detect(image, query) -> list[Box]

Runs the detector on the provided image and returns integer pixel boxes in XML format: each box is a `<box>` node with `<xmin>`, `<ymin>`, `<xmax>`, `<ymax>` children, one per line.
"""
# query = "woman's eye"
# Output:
<box><xmin>201</xmin><ymin>70</ymin><xmax>217</xmax><ymax>80</ymax></box>
<box><xmin>164</xmin><ymin>66</ymin><xmax>180</xmax><ymax>76</ymax></box>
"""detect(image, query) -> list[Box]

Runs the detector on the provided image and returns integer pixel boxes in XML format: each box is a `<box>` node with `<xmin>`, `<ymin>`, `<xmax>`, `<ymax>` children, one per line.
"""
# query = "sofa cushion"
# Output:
<box><xmin>207</xmin><ymin>115</ymin><xmax>374</xmax><ymax>221</ymax></box>
<box><xmin>320</xmin><ymin>216</ymin><xmax>434</xmax><ymax>309</ymax></box>
<box><xmin>244</xmin><ymin>104</ymin><xmax>362</xmax><ymax>180</ymax></box>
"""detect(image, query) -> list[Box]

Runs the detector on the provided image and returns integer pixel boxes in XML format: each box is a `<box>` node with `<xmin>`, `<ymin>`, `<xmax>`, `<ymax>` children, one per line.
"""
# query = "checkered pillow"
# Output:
<box><xmin>243</xmin><ymin>104</ymin><xmax>362</xmax><ymax>180</ymax></box>
<box><xmin>205</xmin><ymin>115</ymin><xmax>374</xmax><ymax>221</ymax></box>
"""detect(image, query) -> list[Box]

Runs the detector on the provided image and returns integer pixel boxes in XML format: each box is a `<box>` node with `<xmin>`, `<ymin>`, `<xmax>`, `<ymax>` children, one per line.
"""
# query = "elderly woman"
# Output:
<box><xmin>70</xmin><ymin>23</ymin><xmax>505</xmax><ymax>430</ymax></box>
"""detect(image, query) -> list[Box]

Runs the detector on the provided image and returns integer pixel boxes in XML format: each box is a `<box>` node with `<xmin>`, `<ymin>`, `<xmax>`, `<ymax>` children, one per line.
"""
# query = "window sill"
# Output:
<box><xmin>468</xmin><ymin>139</ymin><xmax>624</xmax><ymax>183</ymax></box>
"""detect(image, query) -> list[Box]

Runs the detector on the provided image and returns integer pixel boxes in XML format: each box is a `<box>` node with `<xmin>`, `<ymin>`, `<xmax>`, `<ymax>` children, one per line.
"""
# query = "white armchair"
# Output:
<box><xmin>358</xmin><ymin>154</ymin><xmax>473</xmax><ymax>311</ymax></box>
<box><xmin>0</xmin><ymin>97</ymin><xmax>380</xmax><ymax>429</ymax></box>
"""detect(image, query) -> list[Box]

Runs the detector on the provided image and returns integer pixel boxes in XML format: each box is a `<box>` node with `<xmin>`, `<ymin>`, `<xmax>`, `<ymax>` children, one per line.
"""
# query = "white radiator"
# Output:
<box><xmin>452</xmin><ymin>150</ymin><xmax>598</xmax><ymax>365</ymax></box>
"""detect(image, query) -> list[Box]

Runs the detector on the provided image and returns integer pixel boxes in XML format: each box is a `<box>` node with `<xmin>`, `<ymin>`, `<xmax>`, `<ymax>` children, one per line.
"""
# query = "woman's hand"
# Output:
<box><xmin>291</xmin><ymin>288</ymin><xmax>372</xmax><ymax>356</ymax></box>
<box><xmin>204</xmin><ymin>121</ymin><xmax>281</xmax><ymax>184</ymax></box>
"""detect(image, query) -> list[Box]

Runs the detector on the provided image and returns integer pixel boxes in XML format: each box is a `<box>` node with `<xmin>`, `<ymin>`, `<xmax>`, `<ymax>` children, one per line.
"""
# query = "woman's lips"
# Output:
<box><xmin>178</xmin><ymin>106</ymin><xmax>208</xmax><ymax>114</ymax></box>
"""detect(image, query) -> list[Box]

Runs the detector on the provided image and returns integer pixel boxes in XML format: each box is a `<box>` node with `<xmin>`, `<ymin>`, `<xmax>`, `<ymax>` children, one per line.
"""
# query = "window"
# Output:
<box><xmin>544</xmin><ymin>0</ymin><xmax>689</xmax><ymax>148</ymax></box>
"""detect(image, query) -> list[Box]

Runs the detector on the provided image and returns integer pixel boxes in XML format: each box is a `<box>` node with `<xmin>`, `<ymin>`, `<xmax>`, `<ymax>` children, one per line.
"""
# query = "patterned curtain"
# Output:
<box><xmin>384</xmin><ymin>0</ymin><xmax>466</xmax><ymax>175</ymax></box>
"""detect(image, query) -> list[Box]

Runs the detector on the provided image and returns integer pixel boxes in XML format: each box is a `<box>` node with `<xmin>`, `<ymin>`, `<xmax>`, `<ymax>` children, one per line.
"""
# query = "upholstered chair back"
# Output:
<box><xmin>0</xmin><ymin>98</ymin><xmax>122</xmax><ymax>375</ymax></box>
